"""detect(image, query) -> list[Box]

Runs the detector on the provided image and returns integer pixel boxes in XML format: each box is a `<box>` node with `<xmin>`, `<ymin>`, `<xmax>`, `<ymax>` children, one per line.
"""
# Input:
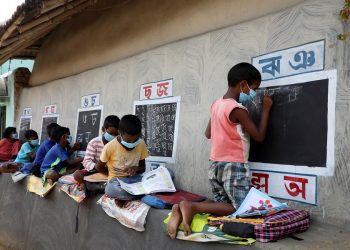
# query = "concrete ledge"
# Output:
<box><xmin>0</xmin><ymin>174</ymin><xmax>349</xmax><ymax>250</ymax></box>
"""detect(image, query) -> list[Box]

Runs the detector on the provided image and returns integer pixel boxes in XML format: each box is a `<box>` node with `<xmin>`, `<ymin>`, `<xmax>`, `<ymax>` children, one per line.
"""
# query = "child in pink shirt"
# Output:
<box><xmin>167</xmin><ymin>62</ymin><xmax>273</xmax><ymax>239</ymax></box>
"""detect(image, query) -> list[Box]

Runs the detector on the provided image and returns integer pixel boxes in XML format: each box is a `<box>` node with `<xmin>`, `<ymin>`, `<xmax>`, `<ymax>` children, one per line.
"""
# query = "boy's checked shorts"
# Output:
<box><xmin>208</xmin><ymin>161</ymin><xmax>251</xmax><ymax>209</ymax></box>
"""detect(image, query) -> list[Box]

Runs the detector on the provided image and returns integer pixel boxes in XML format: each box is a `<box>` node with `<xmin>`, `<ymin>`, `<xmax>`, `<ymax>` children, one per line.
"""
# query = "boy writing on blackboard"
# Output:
<box><xmin>167</xmin><ymin>62</ymin><xmax>273</xmax><ymax>239</ymax></box>
<box><xmin>96</xmin><ymin>114</ymin><xmax>148</xmax><ymax>207</ymax></box>
<box><xmin>73</xmin><ymin>115</ymin><xmax>120</xmax><ymax>186</ymax></box>
<box><xmin>40</xmin><ymin>127</ymin><xmax>83</xmax><ymax>185</ymax></box>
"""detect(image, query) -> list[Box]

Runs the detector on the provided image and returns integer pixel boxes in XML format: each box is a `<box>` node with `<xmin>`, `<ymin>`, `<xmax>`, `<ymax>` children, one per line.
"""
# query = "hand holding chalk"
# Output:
<box><xmin>262</xmin><ymin>95</ymin><xmax>273</xmax><ymax>111</ymax></box>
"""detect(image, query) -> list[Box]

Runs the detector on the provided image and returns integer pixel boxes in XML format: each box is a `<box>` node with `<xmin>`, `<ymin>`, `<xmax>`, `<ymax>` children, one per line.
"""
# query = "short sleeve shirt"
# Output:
<box><xmin>14</xmin><ymin>142</ymin><xmax>39</xmax><ymax>164</ymax></box>
<box><xmin>34</xmin><ymin>139</ymin><xmax>56</xmax><ymax>166</ymax></box>
<box><xmin>100</xmin><ymin>139</ymin><xmax>148</xmax><ymax>180</ymax></box>
<box><xmin>40</xmin><ymin>144</ymin><xmax>69</xmax><ymax>175</ymax></box>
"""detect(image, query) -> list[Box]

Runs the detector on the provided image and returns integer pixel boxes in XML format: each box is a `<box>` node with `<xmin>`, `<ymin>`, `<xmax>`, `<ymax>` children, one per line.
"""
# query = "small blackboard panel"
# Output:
<box><xmin>248</xmin><ymin>79</ymin><xmax>328</xmax><ymax>167</ymax></box>
<box><xmin>134</xmin><ymin>96</ymin><xmax>181</xmax><ymax>163</ymax></box>
<box><xmin>19</xmin><ymin>116</ymin><xmax>31</xmax><ymax>142</ymax></box>
<box><xmin>40</xmin><ymin>115</ymin><xmax>59</xmax><ymax>143</ymax></box>
<box><xmin>75</xmin><ymin>106</ymin><xmax>103</xmax><ymax>152</ymax></box>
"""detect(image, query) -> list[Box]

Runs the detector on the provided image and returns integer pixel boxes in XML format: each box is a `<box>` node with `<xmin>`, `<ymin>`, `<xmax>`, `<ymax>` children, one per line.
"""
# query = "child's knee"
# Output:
<box><xmin>45</xmin><ymin>170</ymin><xmax>60</xmax><ymax>181</ymax></box>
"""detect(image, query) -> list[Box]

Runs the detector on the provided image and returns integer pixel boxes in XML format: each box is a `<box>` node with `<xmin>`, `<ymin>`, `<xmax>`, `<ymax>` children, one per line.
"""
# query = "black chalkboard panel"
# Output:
<box><xmin>134</xmin><ymin>98</ymin><xmax>179</xmax><ymax>161</ymax></box>
<box><xmin>40</xmin><ymin>116</ymin><xmax>59</xmax><ymax>143</ymax></box>
<box><xmin>247</xmin><ymin>79</ymin><xmax>328</xmax><ymax>167</ymax></box>
<box><xmin>19</xmin><ymin>117</ymin><xmax>31</xmax><ymax>142</ymax></box>
<box><xmin>75</xmin><ymin>108</ymin><xmax>102</xmax><ymax>151</ymax></box>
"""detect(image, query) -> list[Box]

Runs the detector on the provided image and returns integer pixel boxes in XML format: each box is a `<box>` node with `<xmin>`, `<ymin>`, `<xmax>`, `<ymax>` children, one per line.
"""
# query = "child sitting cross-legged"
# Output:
<box><xmin>72</xmin><ymin>115</ymin><xmax>120</xmax><ymax>187</ymax></box>
<box><xmin>14</xmin><ymin>129</ymin><xmax>40</xmax><ymax>166</ymax></box>
<box><xmin>40</xmin><ymin>126</ymin><xmax>83</xmax><ymax>185</ymax></box>
<box><xmin>96</xmin><ymin>114</ymin><xmax>148</xmax><ymax>207</ymax></box>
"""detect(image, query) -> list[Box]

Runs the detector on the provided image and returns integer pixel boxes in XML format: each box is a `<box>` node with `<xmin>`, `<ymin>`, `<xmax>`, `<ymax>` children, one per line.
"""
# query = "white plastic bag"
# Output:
<box><xmin>97</xmin><ymin>195</ymin><xmax>150</xmax><ymax>232</ymax></box>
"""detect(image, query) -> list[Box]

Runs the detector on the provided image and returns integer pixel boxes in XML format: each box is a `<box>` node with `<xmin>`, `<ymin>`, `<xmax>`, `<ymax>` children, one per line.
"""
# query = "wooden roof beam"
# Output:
<box><xmin>0</xmin><ymin>14</ymin><xmax>25</xmax><ymax>46</ymax></box>
<box><xmin>1</xmin><ymin>0</ymin><xmax>94</xmax><ymax>48</ymax></box>
<box><xmin>18</xmin><ymin>0</ymin><xmax>90</xmax><ymax>34</ymax></box>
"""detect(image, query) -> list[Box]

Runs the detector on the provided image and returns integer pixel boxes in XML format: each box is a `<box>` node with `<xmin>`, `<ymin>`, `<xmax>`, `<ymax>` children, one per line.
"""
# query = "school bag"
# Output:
<box><xmin>254</xmin><ymin>209</ymin><xmax>310</xmax><ymax>242</ymax></box>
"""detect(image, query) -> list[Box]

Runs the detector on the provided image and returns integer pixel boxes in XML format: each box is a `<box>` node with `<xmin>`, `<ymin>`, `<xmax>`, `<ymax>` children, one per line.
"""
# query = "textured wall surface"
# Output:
<box><xmin>29</xmin><ymin>0</ymin><xmax>304</xmax><ymax>85</ymax></box>
<box><xmin>15</xmin><ymin>0</ymin><xmax>350</xmax><ymax>227</ymax></box>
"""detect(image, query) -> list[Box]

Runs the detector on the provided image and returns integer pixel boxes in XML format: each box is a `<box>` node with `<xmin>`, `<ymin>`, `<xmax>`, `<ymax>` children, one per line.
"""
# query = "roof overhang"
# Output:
<box><xmin>0</xmin><ymin>0</ymin><xmax>98</xmax><ymax>65</ymax></box>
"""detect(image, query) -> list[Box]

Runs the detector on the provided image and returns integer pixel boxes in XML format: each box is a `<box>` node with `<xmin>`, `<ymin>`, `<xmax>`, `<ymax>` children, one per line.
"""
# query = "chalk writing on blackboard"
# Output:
<box><xmin>19</xmin><ymin>116</ymin><xmax>31</xmax><ymax>141</ymax></box>
<box><xmin>40</xmin><ymin>115</ymin><xmax>59</xmax><ymax>143</ymax></box>
<box><xmin>134</xmin><ymin>96</ymin><xmax>181</xmax><ymax>163</ymax></box>
<box><xmin>246</xmin><ymin>79</ymin><xmax>328</xmax><ymax>168</ymax></box>
<box><xmin>75</xmin><ymin>107</ymin><xmax>103</xmax><ymax>152</ymax></box>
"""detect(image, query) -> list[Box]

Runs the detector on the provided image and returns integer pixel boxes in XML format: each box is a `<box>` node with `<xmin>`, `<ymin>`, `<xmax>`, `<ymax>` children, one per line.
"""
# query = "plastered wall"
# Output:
<box><xmin>29</xmin><ymin>0</ymin><xmax>304</xmax><ymax>85</ymax></box>
<box><xmin>16</xmin><ymin>0</ymin><xmax>350</xmax><ymax>226</ymax></box>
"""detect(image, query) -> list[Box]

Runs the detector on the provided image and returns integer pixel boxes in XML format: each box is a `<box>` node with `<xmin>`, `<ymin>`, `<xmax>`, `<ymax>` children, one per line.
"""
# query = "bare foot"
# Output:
<box><xmin>115</xmin><ymin>199</ymin><xmax>127</xmax><ymax>208</ymax></box>
<box><xmin>179</xmin><ymin>201</ymin><xmax>195</xmax><ymax>236</ymax></box>
<box><xmin>167</xmin><ymin>204</ymin><xmax>182</xmax><ymax>239</ymax></box>
<box><xmin>47</xmin><ymin>179</ymin><xmax>54</xmax><ymax>185</ymax></box>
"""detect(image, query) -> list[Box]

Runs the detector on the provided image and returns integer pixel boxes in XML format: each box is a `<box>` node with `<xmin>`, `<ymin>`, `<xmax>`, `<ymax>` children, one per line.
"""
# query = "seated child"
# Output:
<box><xmin>73</xmin><ymin>115</ymin><xmax>120</xmax><ymax>184</ymax></box>
<box><xmin>23</xmin><ymin>123</ymin><xmax>60</xmax><ymax>176</ymax></box>
<box><xmin>167</xmin><ymin>62</ymin><xmax>273</xmax><ymax>239</ymax></box>
<box><xmin>96</xmin><ymin>114</ymin><xmax>148</xmax><ymax>207</ymax></box>
<box><xmin>13</xmin><ymin>129</ymin><xmax>40</xmax><ymax>165</ymax></box>
<box><xmin>0</xmin><ymin>127</ymin><xmax>21</xmax><ymax>161</ymax></box>
<box><xmin>40</xmin><ymin>126</ymin><xmax>83</xmax><ymax>185</ymax></box>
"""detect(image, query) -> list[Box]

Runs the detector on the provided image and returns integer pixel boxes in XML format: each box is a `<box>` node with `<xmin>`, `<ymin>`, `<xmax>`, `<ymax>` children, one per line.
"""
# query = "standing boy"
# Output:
<box><xmin>167</xmin><ymin>62</ymin><xmax>273</xmax><ymax>239</ymax></box>
<box><xmin>96</xmin><ymin>114</ymin><xmax>148</xmax><ymax>207</ymax></box>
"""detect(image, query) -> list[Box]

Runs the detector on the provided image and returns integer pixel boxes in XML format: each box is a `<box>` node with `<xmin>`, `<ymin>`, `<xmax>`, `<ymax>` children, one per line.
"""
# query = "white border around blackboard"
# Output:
<box><xmin>249</xmin><ymin>69</ymin><xmax>336</xmax><ymax>176</ymax></box>
<box><xmin>75</xmin><ymin>105</ymin><xmax>104</xmax><ymax>156</ymax></box>
<box><xmin>40</xmin><ymin>114</ymin><xmax>60</xmax><ymax>143</ymax></box>
<box><xmin>133</xmin><ymin>96</ymin><xmax>181</xmax><ymax>163</ymax></box>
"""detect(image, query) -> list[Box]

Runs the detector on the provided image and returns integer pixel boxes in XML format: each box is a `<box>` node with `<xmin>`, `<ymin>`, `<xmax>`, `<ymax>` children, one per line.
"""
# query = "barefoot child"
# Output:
<box><xmin>73</xmin><ymin>115</ymin><xmax>120</xmax><ymax>185</ymax></box>
<box><xmin>96</xmin><ymin>114</ymin><xmax>148</xmax><ymax>207</ymax></box>
<box><xmin>167</xmin><ymin>62</ymin><xmax>273</xmax><ymax>239</ymax></box>
<box><xmin>40</xmin><ymin>127</ymin><xmax>83</xmax><ymax>185</ymax></box>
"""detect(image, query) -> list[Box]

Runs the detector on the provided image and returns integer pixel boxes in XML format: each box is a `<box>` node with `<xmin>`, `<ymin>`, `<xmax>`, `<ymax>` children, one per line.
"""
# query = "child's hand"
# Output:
<box><xmin>125</xmin><ymin>167</ymin><xmax>137</xmax><ymax>176</ymax></box>
<box><xmin>262</xmin><ymin>95</ymin><xmax>273</xmax><ymax>110</ymax></box>
<box><xmin>73</xmin><ymin>170</ymin><xmax>85</xmax><ymax>183</ymax></box>
<box><xmin>76</xmin><ymin>156</ymin><xmax>84</xmax><ymax>163</ymax></box>
<box><xmin>72</xmin><ymin>142</ymin><xmax>81</xmax><ymax>151</ymax></box>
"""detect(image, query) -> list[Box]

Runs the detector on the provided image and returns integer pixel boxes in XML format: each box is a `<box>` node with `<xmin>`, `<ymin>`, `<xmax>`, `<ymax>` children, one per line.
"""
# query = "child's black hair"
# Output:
<box><xmin>24</xmin><ymin>129</ymin><xmax>38</xmax><ymax>140</ymax></box>
<box><xmin>119</xmin><ymin>115</ymin><xmax>142</xmax><ymax>135</ymax></box>
<box><xmin>2</xmin><ymin>127</ymin><xmax>16</xmax><ymax>139</ymax></box>
<box><xmin>103</xmin><ymin>115</ymin><xmax>120</xmax><ymax>129</ymax></box>
<box><xmin>51</xmin><ymin>127</ymin><xmax>69</xmax><ymax>143</ymax></box>
<box><xmin>227</xmin><ymin>62</ymin><xmax>261</xmax><ymax>87</ymax></box>
<box><xmin>46</xmin><ymin>123</ymin><xmax>60</xmax><ymax>137</ymax></box>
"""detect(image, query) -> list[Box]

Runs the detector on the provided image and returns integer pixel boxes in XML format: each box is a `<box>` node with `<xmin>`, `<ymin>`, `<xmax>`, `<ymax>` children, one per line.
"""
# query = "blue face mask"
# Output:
<box><xmin>104</xmin><ymin>132</ymin><xmax>116</xmax><ymax>142</ymax></box>
<box><xmin>11</xmin><ymin>133</ymin><xmax>18</xmax><ymax>140</ymax></box>
<box><xmin>121</xmin><ymin>137</ymin><xmax>141</xmax><ymax>149</ymax></box>
<box><xmin>239</xmin><ymin>84</ymin><xmax>256</xmax><ymax>103</ymax></box>
<box><xmin>66</xmin><ymin>135</ymin><xmax>73</xmax><ymax>144</ymax></box>
<box><xmin>30</xmin><ymin>139</ymin><xmax>39</xmax><ymax>146</ymax></box>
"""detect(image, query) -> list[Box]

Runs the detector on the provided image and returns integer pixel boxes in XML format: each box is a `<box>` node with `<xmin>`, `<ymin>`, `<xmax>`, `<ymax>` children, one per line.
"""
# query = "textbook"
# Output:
<box><xmin>84</xmin><ymin>172</ymin><xmax>108</xmax><ymax>183</ymax></box>
<box><xmin>119</xmin><ymin>166</ymin><xmax>176</xmax><ymax>195</ymax></box>
<box><xmin>228</xmin><ymin>187</ymin><xmax>288</xmax><ymax>218</ymax></box>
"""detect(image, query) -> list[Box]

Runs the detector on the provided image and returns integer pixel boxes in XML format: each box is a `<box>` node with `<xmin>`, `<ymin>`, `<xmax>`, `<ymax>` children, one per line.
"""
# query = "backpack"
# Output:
<box><xmin>254</xmin><ymin>209</ymin><xmax>310</xmax><ymax>242</ymax></box>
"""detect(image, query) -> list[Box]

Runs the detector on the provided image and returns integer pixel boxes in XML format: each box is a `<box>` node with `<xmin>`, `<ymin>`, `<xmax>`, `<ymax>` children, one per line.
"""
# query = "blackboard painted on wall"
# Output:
<box><xmin>18</xmin><ymin>116</ymin><xmax>31</xmax><ymax>141</ymax></box>
<box><xmin>75</xmin><ymin>106</ymin><xmax>103</xmax><ymax>153</ymax></box>
<box><xmin>247</xmin><ymin>70</ymin><xmax>336</xmax><ymax>176</ymax></box>
<box><xmin>40</xmin><ymin>115</ymin><xmax>59</xmax><ymax>143</ymax></box>
<box><xmin>134</xmin><ymin>96</ymin><xmax>181</xmax><ymax>163</ymax></box>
